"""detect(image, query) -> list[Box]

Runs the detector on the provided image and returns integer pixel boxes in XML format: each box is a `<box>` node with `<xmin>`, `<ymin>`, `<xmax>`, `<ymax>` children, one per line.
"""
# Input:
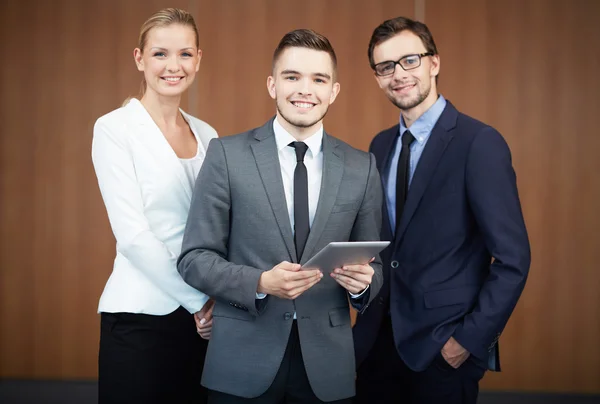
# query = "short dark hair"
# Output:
<box><xmin>273</xmin><ymin>29</ymin><xmax>338</xmax><ymax>78</ymax></box>
<box><xmin>368</xmin><ymin>17</ymin><xmax>438</xmax><ymax>69</ymax></box>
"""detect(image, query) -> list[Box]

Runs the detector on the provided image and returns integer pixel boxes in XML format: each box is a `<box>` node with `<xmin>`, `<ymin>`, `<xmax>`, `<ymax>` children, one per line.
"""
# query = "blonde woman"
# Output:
<box><xmin>91</xmin><ymin>8</ymin><xmax>216</xmax><ymax>404</ymax></box>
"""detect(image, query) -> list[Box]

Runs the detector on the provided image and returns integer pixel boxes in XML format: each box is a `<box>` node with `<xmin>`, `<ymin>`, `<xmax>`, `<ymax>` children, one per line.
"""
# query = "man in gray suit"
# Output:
<box><xmin>178</xmin><ymin>29</ymin><xmax>383</xmax><ymax>404</ymax></box>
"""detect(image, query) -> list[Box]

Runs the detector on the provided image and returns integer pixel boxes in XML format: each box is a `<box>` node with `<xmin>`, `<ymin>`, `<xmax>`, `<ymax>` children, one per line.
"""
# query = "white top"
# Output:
<box><xmin>179</xmin><ymin>130</ymin><xmax>206</xmax><ymax>190</ymax></box>
<box><xmin>91</xmin><ymin>98</ymin><xmax>218</xmax><ymax>315</ymax></box>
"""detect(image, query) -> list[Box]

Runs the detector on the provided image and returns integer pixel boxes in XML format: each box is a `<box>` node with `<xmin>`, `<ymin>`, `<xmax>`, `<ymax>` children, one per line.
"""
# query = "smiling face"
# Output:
<box><xmin>134</xmin><ymin>23</ymin><xmax>201</xmax><ymax>99</ymax></box>
<box><xmin>267</xmin><ymin>46</ymin><xmax>340</xmax><ymax>139</ymax></box>
<box><xmin>372</xmin><ymin>30</ymin><xmax>440</xmax><ymax>116</ymax></box>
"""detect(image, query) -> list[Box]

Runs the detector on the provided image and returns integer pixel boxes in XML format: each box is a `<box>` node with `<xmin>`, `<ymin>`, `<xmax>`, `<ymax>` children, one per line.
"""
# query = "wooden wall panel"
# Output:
<box><xmin>0</xmin><ymin>0</ymin><xmax>599</xmax><ymax>394</ymax></box>
<box><xmin>191</xmin><ymin>0</ymin><xmax>414</xmax><ymax>149</ymax></box>
<box><xmin>0</xmin><ymin>0</ymin><xmax>36</xmax><ymax>378</ymax></box>
<box><xmin>0</xmin><ymin>0</ymin><xmax>191</xmax><ymax>379</ymax></box>
<box><xmin>0</xmin><ymin>0</ymin><xmax>413</xmax><ymax>380</ymax></box>
<box><xmin>425</xmin><ymin>0</ymin><xmax>600</xmax><ymax>393</ymax></box>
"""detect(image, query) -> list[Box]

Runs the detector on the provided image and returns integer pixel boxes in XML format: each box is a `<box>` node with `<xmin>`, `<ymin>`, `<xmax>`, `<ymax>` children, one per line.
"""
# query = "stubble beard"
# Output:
<box><xmin>389</xmin><ymin>81</ymin><xmax>431</xmax><ymax>111</ymax></box>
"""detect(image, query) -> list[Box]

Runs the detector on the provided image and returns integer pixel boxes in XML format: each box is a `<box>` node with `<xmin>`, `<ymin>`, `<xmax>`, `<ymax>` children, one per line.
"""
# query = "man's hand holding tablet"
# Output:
<box><xmin>301</xmin><ymin>241</ymin><xmax>390</xmax><ymax>295</ymax></box>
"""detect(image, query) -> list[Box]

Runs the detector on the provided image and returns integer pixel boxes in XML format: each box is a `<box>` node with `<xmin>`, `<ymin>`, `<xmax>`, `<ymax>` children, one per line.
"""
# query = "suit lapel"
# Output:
<box><xmin>379</xmin><ymin>125</ymin><xmax>400</xmax><ymax>185</ymax></box>
<box><xmin>300</xmin><ymin>133</ymin><xmax>344</xmax><ymax>264</ymax></box>
<box><xmin>375</xmin><ymin>126</ymin><xmax>400</xmax><ymax>243</ymax></box>
<box><xmin>395</xmin><ymin>103</ymin><xmax>458</xmax><ymax>246</ymax></box>
<box><xmin>250</xmin><ymin>120</ymin><xmax>296</xmax><ymax>262</ymax></box>
<box><xmin>126</xmin><ymin>99</ymin><xmax>193</xmax><ymax>201</ymax></box>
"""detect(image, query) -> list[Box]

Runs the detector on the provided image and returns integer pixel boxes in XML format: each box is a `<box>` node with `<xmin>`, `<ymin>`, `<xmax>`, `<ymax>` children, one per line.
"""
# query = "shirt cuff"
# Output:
<box><xmin>349</xmin><ymin>285</ymin><xmax>369</xmax><ymax>299</ymax></box>
<box><xmin>256</xmin><ymin>293</ymin><xmax>267</xmax><ymax>299</ymax></box>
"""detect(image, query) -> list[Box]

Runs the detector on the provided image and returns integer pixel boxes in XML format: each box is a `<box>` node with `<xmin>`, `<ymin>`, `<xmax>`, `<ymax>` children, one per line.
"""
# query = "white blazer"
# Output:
<box><xmin>92</xmin><ymin>98</ymin><xmax>217</xmax><ymax>315</ymax></box>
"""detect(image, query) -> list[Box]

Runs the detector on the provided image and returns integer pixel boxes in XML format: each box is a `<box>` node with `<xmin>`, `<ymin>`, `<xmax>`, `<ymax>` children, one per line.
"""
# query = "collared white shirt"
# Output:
<box><xmin>273</xmin><ymin>116</ymin><xmax>323</xmax><ymax>232</ymax></box>
<box><xmin>256</xmin><ymin>117</ymin><xmax>366</xmax><ymax>303</ymax></box>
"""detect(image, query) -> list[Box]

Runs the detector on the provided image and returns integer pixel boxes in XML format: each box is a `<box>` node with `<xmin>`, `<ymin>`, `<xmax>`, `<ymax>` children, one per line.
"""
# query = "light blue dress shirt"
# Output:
<box><xmin>384</xmin><ymin>95</ymin><xmax>447</xmax><ymax>234</ymax></box>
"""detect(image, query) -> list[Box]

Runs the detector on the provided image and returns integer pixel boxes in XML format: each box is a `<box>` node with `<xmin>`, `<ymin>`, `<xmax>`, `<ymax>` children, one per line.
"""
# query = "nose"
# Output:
<box><xmin>391</xmin><ymin>63</ymin><xmax>408</xmax><ymax>81</ymax></box>
<box><xmin>166</xmin><ymin>55</ymin><xmax>181</xmax><ymax>73</ymax></box>
<box><xmin>298</xmin><ymin>77</ymin><xmax>313</xmax><ymax>96</ymax></box>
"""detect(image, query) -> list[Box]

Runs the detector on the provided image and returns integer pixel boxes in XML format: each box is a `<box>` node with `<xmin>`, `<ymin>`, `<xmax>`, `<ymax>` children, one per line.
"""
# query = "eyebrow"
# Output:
<box><xmin>150</xmin><ymin>47</ymin><xmax>195</xmax><ymax>51</ymax></box>
<box><xmin>280</xmin><ymin>69</ymin><xmax>331</xmax><ymax>80</ymax></box>
<box><xmin>378</xmin><ymin>53</ymin><xmax>423</xmax><ymax>63</ymax></box>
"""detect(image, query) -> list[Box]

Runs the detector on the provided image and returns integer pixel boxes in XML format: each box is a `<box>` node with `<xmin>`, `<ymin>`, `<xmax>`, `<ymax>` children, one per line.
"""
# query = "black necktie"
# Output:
<box><xmin>289</xmin><ymin>142</ymin><xmax>310</xmax><ymax>260</ymax></box>
<box><xmin>395</xmin><ymin>130</ymin><xmax>415</xmax><ymax>235</ymax></box>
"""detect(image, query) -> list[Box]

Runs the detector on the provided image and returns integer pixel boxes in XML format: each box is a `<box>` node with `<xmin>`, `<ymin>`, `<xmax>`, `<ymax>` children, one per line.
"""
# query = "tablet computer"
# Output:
<box><xmin>301</xmin><ymin>241</ymin><xmax>390</xmax><ymax>273</ymax></box>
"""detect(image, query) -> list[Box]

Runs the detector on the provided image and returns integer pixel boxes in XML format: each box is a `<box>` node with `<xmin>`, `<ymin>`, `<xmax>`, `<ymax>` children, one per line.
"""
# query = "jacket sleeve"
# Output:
<box><xmin>348</xmin><ymin>153</ymin><xmax>384</xmax><ymax>313</ymax></box>
<box><xmin>177</xmin><ymin>139</ymin><xmax>266</xmax><ymax>317</ymax></box>
<box><xmin>452</xmin><ymin>127</ymin><xmax>531</xmax><ymax>361</ymax></box>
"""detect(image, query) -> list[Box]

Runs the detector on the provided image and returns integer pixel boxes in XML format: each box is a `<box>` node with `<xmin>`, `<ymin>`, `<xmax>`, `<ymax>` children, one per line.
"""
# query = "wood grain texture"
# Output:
<box><xmin>0</xmin><ymin>0</ymin><xmax>190</xmax><ymax>379</ymax></box>
<box><xmin>425</xmin><ymin>0</ymin><xmax>600</xmax><ymax>393</ymax></box>
<box><xmin>0</xmin><ymin>0</ymin><xmax>598</xmax><ymax>393</ymax></box>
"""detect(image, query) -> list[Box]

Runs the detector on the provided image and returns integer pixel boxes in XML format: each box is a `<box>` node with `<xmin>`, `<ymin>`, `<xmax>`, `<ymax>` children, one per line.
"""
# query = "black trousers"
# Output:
<box><xmin>355</xmin><ymin>317</ymin><xmax>486</xmax><ymax>404</ymax></box>
<box><xmin>209</xmin><ymin>321</ymin><xmax>352</xmax><ymax>404</ymax></box>
<box><xmin>99</xmin><ymin>306</ymin><xmax>208</xmax><ymax>404</ymax></box>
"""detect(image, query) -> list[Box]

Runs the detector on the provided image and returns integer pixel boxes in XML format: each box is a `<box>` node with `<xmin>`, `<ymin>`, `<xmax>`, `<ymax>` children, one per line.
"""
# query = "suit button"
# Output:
<box><xmin>391</xmin><ymin>261</ymin><xmax>399</xmax><ymax>268</ymax></box>
<box><xmin>378</xmin><ymin>296</ymin><xmax>385</xmax><ymax>304</ymax></box>
<box><xmin>283</xmin><ymin>312</ymin><xmax>292</xmax><ymax>320</ymax></box>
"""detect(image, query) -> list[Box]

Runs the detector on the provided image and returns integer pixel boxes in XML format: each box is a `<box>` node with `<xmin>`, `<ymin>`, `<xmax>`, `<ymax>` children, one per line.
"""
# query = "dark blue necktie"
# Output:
<box><xmin>395</xmin><ymin>131</ymin><xmax>415</xmax><ymax>234</ymax></box>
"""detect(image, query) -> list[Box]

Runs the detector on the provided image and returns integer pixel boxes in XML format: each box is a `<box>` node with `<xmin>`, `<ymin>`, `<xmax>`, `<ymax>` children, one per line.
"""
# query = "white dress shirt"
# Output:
<box><xmin>256</xmin><ymin>117</ymin><xmax>367</xmax><ymax>304</ymax></box>
<box><xmin>273</xmin><ymin>117</ymin><xmax>323</xmax><ymax>231</ymax></box>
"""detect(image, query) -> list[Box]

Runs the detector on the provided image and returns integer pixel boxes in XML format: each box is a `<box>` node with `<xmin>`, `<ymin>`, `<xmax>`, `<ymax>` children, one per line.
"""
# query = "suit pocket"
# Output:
<box><xmin>330</xmin><ymin>201</ymin><xmax>359</xmax><ymax>214</ymax></box>
<box><xmin>329</xmin><ymin>307</ymin><xmax>351</xmax><ymax>327</ymax></box>
<box><xmin>212</xmin><ymin>304</ymin><xmax>255</xmax><ymax>322</ymax></box>
<box><xmin>436</xmin><ymin>182</ymin><xmax>460</xmax><ymax>198</ymax></box>
<box><xmin>433</xmin><ymin>352</ymin><xmax>457</xmax><ymax>372</ymax></box>
<box><xmin>423</xmin><ymin>285</ymin><xmax>480</xmax><ymax>308</ymax></box>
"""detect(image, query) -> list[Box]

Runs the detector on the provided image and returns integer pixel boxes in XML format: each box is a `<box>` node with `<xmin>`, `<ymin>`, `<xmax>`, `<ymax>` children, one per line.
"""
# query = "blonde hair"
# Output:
<box><xmin>123</xmin><ymin>8</ymin><xmax>200</xmax><ymax>106</ymax></box>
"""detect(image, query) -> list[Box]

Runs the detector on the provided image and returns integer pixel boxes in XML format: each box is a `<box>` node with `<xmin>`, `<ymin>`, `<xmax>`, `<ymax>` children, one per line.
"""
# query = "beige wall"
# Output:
<box><xmin>1</xmin><ymin>0</ymin><xmax>598</xmax><ymax>393</ymax></box>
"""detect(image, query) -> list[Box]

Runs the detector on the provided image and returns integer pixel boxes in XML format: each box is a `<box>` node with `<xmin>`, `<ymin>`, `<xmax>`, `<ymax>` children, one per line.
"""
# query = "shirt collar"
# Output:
<box><xmin>273</xmin><ymin>116</ymin><xmax>323</xmax><ymax>157</ymax></box>
<box><xmin>399</xmin><ymin>94</ymin><xmax>447</xmax><ymax>144</ymax></box>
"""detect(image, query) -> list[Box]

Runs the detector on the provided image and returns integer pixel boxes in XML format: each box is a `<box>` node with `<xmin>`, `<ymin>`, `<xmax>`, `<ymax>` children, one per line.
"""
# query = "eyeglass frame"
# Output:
<box><xmin>373</xmin><ymin>52</ymin><xmax>434</xmax><ymax>77</ymax></box>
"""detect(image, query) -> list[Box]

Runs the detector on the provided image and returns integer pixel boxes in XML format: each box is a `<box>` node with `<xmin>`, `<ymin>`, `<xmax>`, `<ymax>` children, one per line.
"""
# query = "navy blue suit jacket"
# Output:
<box><xmin>353</xmin><ymin>101</ymin><xmax>530</xmax><ymax>372</ymax></box>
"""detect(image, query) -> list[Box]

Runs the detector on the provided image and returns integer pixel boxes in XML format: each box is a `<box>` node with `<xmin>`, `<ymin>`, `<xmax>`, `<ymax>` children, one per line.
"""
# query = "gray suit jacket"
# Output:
<box><xmin>178</xmin><ymin>118</ymin><xmax>383</xmax><ymax>401</ymax></box>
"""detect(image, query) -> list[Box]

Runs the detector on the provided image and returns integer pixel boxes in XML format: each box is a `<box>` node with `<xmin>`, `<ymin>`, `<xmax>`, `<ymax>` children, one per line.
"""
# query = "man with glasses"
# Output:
<box><xmin>352</xmin><ymin>16</ymin><xmax>530</xmax><ymax>404</ymax></box>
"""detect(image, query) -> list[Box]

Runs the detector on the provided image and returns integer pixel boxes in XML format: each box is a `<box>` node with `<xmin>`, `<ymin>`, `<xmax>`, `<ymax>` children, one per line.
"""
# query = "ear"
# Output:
<box><xmin>329</xmin><ymin>82</ymin><xmax>341</xmax><ymax>105</ymax></box>
<box><xmin>195</xmin><ymin>49</ymin><xmax>203</xmax><ymax>72</ymax></box>
<box><xmin>266</xmin><ymin>75</ymin><xmax>276</xmax><ymax>100</ymax></box>
<box><xmin>430</xmin><ymin>54</ymin><xmax>440</xmax><ymax>79</ymax></box>
<box><xmin>134</xmin><ymin>48</ymin><xmax>144</xmax><ymax>72</ymax></box>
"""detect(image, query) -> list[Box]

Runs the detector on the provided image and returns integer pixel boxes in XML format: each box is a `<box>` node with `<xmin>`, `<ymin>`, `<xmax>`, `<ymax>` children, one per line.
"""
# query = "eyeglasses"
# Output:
<box><xmin>373</xmin><ymin>52</ymin><xmax>434</xmax><ymax>77</ymax></box>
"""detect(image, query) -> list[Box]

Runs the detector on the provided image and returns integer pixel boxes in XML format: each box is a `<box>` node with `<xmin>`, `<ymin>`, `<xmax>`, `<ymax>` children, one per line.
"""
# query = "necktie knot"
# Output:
<box><xmin>289</xmin><ymin>142</ymin><xmax>309</xmax><ymax>162</ymax></box>
<box><xmin>402</xmin><ymin>131</ymin><xmax>416</xmax><ymax>147</ymax></box>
